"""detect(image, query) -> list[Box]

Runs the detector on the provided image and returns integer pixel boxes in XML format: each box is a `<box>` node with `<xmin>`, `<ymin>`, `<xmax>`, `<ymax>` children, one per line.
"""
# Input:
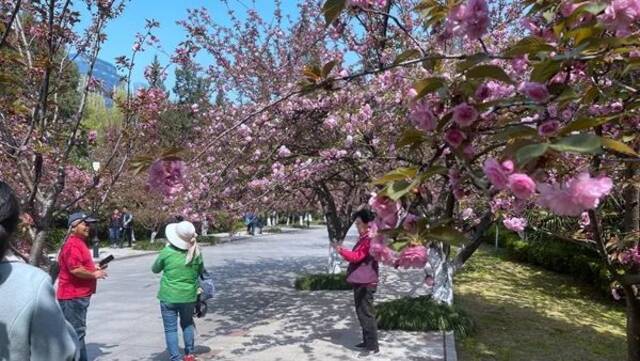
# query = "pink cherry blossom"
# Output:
<box><xmin>87</xmin><ymin>130</ymin><xmax>97</xmax><ymax>143</ymax></box>
<box><xmin>369</xmin><ymin>194</ymin><xmax>402</xmax><ymax>230</ymax></box>
<box><xmin>601</xmin><ymin>0</ymin><xmax>640</xmax><ymax>36</ymax></box>
<box><xmin>567</xmin><ymin>172</ymin><xmax>614</xmax><ymax>209</ymax></box>
<box><xmin>538</xmin><ymin>120</ymin><xmax>561</xmax><ymax>137</ymax></box>
<box><xmin>519</xmin><ymin>82</ymin><xmax>549</xmax><ymax>102</ymax></box>
<box><xmin>397</xmin><ymin>245</ymin><xmax>428</xmax><ymax>269</ymax></box>
<box><xmin>503</xmin><ymin>217</ymin><xmax>527</xmax><ymax>232</ymax></box>
<box><xmin>537</xmin><ymin>173</ymin><xmax>613</xmax><ymax>216</ymax></box>
<box><xmin>410</xmin><ymin>101</ymin><xmax>437</xmax><ymax>132</ymax></box>
<box><xmin>511</xmin><ymin>56</ymin><xmax>528</xmax><ymax>73</ymax></box>
<box><xmin>348</xmin><ymin>0</ymin><xmax>387</xmax><ymax>9</ymax></box>
<box><xmin>483</xmin><ymin>158</ymin><xmax>508</xmax><ymax>190</ymax></box>
<box><xmin>369</xmin><ymin>239</ymin><xmax>398</xmax><ymax>266</ymax></box>
<box><xmin>508</xmin><ymin>173</ymin><xmax>536</xmax><ymax>199</ymax></box>
<box><xmin>501</xmin><ymin>160</ymin><xmax>514</xmax><ymax>174</ymax></box>
<box><xmin>402</xmin><ymin>213</ymin><xmax>418</xmax><ymax>233</ymax></box>
<box><xmin>445</xmin><ymin>129</ymin><xmax>466</xmax><ymax>148</ymax></box>
<box><xmin>147</xmin><ymin>158</ymin><xmax>186</xmax><ymax>196</ymax></box>
<box><xmin>278</xmin><ymin>145</ymin><xmax>291</xmax><ymax>158</ymax></box>
<box><xmin>453</xmin><ymin>103</ymin><xmax>478</xmax><ymax>127</ymax></box>
<box><xmin>463</xmin><ymin>0</ymin><xmax>490</xmax><ymax>39</ymax></box>
<box><xmin>579</xmin><ymin>211</ymin><xmax>591</xmax><ymax>228</ymax></box>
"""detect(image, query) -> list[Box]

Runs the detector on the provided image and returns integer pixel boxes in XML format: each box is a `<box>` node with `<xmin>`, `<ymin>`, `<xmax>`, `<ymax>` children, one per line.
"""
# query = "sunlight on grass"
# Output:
<box><xmin>455</xmin><ymin>246</ymin><xmax>626</xmax><ymax>361</ymax></box>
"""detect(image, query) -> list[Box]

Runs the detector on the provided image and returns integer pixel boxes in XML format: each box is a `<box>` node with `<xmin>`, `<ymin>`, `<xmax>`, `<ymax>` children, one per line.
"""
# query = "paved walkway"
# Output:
<box><xmin>85</xmin><ymin>227</ymin><xmax>455</xmax><ymax>361</ymax></box>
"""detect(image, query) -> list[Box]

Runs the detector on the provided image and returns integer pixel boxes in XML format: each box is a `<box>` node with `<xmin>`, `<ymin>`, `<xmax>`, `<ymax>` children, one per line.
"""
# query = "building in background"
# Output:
<box><xmin>73</xmin><ymin>56</ymin><xmax>120</xmax><ymax>107</ymax></box>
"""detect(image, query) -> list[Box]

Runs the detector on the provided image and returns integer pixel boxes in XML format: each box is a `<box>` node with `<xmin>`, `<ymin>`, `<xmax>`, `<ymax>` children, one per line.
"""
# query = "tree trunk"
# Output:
<box><xmin>624</xmin><ymin>285</ymin><xmax>640</xmax><ymax>361</ymax></box>
<box><xmin>328</xmin><ymin>237</ymin><xmax>343</xmax><ymax>274</ymax></box>
<box><xmin>624</xmin><ymin>162</ymin><xmax>640</xmax><ymax>361</ymax></box>
<box><xmin>29</xmin><ymin>229</ymin><xmax>49</xmax><ymax>265</ymax></box>
<box><xmin>428</xmin><ymin>245</ymin><xmax>455</xmax><ymax>305</ymax></box>
<box><xmin>150</xmin><ymin>231</ymin><xmax>157</xmax><ymax>243</ymax></box>
<box><xmin>315</xmin><ymin>183</ymin><xmax>351</xmax><ymax>274</ymax></box>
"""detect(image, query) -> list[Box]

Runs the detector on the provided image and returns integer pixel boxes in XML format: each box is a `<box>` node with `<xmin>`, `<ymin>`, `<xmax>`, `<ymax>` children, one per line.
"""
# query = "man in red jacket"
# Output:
<box><xmin>57</xmin><ymin>212</ymin><xmax>107</xmax><ymax>361</ymax></box>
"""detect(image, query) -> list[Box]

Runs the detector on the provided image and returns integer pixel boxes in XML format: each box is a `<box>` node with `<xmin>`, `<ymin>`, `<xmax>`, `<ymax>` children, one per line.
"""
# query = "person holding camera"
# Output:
<box><xmin>332</xmin><ymin>209</ymin><xmax>380</xmax><ymax>354</ymax></box>
<box><xmin>57</xmin><ymin>211</ymin><xmax>108</xmax><ymax>361</ymax></box>
<box><xmin>0</xmin><ymin>181</ymin><xmax>79</xmax><ymax>360</ymax></box>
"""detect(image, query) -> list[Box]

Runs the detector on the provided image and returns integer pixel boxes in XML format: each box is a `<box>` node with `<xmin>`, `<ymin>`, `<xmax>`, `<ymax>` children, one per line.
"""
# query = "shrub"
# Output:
<box><xmin>482</xmin><ymin>225</ymin><xmax>611</xmax><ymax>296</ymax></box>
<box><xmin>196</xmin><ymin>235</ymin><xmax>220</xmax><ymax>245</ymax></box>
<box><xmin>294</xmin><ymin>273</ymin><xmax>351</xmax><ymax>290</ymax></box>
<box><xmin>133</xmin><ymin>240</ymin><xmax>167</xmax><ymax>251</ymax></box>
<box><xmin>376</xmin><ymin>296</ymin><xmax>475</xmax><ymax>338</ymax></box>
<box><xmin>47</xmin><ymin>228</ymin><xmax>69</xmax><ymax>250</ymax></box>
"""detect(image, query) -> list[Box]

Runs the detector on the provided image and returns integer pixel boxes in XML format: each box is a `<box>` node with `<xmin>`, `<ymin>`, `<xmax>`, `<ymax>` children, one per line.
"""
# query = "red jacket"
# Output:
<box><xmin>339</xmin><ymin>234</ymin><xmax>372</xmax><ymax>263</ymax></box>
<box><xmin>57</xmin><ymin>235</ymin><xmax>97</xmax><ymax>300</ymax></box>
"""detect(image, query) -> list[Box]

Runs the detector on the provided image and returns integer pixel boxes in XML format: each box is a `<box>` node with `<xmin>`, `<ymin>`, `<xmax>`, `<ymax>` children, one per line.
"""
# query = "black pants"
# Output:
<box><xmin>354</xmin><ymin>286</ymin><xmax>379</xmax><ymax>350</ymax></box>
<box><xmin>122</xmin><ymin>227</ymin><xmax>132</xmax><ymax>247</ymax></box>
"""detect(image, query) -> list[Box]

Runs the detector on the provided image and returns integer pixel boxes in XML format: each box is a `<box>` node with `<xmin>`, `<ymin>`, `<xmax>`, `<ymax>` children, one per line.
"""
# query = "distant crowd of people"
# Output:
<box><xmin>108</xmin><ymin>207</ymin><xmax>134</xmax><ymax>248</ymax></box>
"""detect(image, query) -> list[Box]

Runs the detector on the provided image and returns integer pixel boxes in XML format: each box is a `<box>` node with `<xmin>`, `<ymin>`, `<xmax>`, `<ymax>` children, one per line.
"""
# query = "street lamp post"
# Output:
<box><xmin>91</xmin><ymin>161</ymin><xmax>101</xmax><ymax>259</ymax></box>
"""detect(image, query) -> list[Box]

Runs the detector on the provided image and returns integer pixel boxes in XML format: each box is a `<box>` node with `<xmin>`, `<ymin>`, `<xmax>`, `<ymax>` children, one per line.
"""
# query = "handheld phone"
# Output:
<box><xmin>98</xmin><ymin>255</ymin><xmax>114</xmax><ymax>268</ymax></box>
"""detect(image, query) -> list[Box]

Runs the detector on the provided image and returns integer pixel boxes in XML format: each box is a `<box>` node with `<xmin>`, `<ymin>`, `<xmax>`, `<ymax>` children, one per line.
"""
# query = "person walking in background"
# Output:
<box><xmin>333</xmin><ymin>209</ymin><xmax>380</xmax><ymax>354</ymax></box>
<box><xmin>0</xmin><ymin>181</ymin><xmax>79</xmax><ymax>360</ymax></box>
<box><xmin>122</xmin><ymin>206</ymin><xmax>134</xmax><ymax>248</ymax></box>
<box><xmin>152</xmin><ymin>221</ymin><xmax>204</xmax><ymax>361</ymax></box>
<box><xmin>57</xmin><ymin>211</ymin><xmax>108</xmax><ymax>361</ymax></box>
<box><xmin>108</xmin><ymin>209</ymin><xmax>121</xmax><ymax>248</ymax></box>
<box><xmin>243</xmin><ymin>211</ymin><xmax>256</xmax><ymax>235</ymax></box>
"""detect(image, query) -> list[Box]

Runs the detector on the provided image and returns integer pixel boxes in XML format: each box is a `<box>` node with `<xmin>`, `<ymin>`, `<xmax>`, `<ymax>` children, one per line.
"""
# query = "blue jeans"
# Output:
<box><xmin>108</xmin><ymin>227</ymin><xmax>119</xmax><ymax>245</ymax></box>
<box><xmin>60</xmin><ymin>297</ymin><xmax>91</xmax><ymax>361</ymax></box>
<box><xmin>160</xmin><ymin>302</ymin><xmax>196</xmax><ymax>361</ymax></box>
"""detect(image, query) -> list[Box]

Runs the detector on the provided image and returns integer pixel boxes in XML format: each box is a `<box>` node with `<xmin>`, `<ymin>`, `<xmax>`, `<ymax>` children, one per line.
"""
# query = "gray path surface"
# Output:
<box><xmin>86</xmin><ymin>227</ymin><xmax>454</xmax><ymax>361</ymax></box>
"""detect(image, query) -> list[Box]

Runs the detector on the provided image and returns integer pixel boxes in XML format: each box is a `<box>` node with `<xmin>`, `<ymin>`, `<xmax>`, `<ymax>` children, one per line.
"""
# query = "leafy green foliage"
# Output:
<box><xmin>549</xmin><ymin>133</ymin><xmax>603</xmax><ymax>154</ymax></box>
<box><xmin>377</xmin><ymin>296</ymin><xmax>475</xmax><ymax>337</ymax></box>
<box><xmin>481</xmin><ymin>226</ymin><xmax>611</xmax><ymax>296</ymax></box>
<box><xmin>456</xmin><ymin>248</ymin><xmax>625</xmax><ymax>361</ymax></box>
<box><xmin>322</xmin><ymin>0</ymin><xmax>346</xmax><ymax>25</ymax></box>
<box><xmin>294</xmin><ymin>272</ymin><xmax>351</xmax><ymax>290</ymax></box>
<box><xmin>393</xmin><ymin>49</ymin><xmax>422</xmax><ymax>65</ymax></box>
<box><xmin>46</xmin><ymin>228</ymin><xmax>69</xmax><ymax>250</ymax></box>
<box><xmin>413</xmin><ymin>77</ymin><xmax>446</xmax><ymax>99</ymax></box>
<box><xmin>196</xmin><ymin>235</ymin><xmax>221</xmax><ymax>245</ymax></box>
<box><xmin>465</xmin><ymin>65</ymin><xmax>513</xmax><ymax>84</ymax></box>
<box><xmin>515</xmin><ymin>143</ymin><xmax>549</xmax><ymax>166</ymax></box>
<box><xmin>173</xmin><ymin>62</ymin><xmax>210</xmax><ymax>105</ymax></box>
<box><xmin>133</xmin><ymin>240</ymin><xmax>167</xmax><ymax>251</ymax></box>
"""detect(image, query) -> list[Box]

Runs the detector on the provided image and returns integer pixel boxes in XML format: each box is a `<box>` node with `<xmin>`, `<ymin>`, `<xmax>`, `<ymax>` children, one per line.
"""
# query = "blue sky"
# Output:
<box><xmin>77</xmin><ymin>0</ymin><xmax>300</xmax><ymax>90</ymax></box>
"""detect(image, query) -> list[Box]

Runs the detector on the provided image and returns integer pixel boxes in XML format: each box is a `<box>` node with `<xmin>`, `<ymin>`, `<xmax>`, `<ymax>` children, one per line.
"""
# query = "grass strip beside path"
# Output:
<box><xmin>455</xmin><ymin>246</ymin><xmax>626</xmax><ymax>361</ymax></box>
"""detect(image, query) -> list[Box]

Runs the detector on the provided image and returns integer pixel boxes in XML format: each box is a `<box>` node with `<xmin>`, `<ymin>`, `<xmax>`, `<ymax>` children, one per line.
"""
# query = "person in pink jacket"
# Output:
<box><xmin>333</xmin><ymin>209</ymin><xmax>379</xmax><ymax>354</ymax></box>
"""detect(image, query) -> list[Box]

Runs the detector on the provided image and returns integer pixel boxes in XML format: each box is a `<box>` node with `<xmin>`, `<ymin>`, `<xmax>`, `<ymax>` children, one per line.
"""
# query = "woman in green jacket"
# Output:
<box><xmin>152</xmin><ymin>221</ymin><xmax>203</xmax><ymax>361</ymax></box>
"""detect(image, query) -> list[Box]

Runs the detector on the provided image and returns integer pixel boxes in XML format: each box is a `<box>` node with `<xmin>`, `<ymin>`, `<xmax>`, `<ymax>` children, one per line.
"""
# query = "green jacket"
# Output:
<box><xmin>152</xmin><ymin>245</ymin><xmax>204</xmax><ymax>304</ymax></box>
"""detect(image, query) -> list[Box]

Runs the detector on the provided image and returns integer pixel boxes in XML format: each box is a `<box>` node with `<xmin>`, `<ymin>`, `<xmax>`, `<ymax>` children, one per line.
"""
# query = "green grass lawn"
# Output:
<box><xmin>455</xmin><ymin>246</ymin><xmax>626</xmax><ymax>361</ymax></box>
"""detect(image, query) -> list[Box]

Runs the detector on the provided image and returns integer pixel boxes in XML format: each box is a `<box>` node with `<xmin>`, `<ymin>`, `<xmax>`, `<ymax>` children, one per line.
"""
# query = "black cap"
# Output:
<box><xmin>68</xmin><ymin>212</ymin><xmax>97</xmax><ymax>228</ymax></box>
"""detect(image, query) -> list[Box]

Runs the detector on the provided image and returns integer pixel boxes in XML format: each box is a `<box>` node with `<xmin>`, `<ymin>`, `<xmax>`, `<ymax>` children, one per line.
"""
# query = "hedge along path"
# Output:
<box><xmin>455</xmin><ymin>246</ymin><xmax>625</xmax><ymax>361</ymax></box>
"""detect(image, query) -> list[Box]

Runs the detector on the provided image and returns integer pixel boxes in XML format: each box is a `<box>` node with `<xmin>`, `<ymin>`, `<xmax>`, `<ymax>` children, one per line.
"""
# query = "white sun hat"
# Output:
<box><xmin>165</xmin><ymin>221</ymin><xmax>197</xmax><ymax>250</ymax></box>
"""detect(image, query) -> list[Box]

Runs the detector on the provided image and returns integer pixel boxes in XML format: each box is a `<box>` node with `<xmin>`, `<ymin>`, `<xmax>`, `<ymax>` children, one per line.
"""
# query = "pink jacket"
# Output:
<box><xmin>338</xmin><ymin>234</ymin><xmax>371</xmax><ymax>263</ymax></box>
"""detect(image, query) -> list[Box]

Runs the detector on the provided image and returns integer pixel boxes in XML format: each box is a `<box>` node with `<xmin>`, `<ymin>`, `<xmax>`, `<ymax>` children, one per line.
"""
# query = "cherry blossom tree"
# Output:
<box><xmin>314</xmin><ymin>0</ymin><xmax>640</xmax><ymax>357</ymax></box>
<box><xmin>0</xmin><ymin>0</ymin><xmax>164</xmax><ymax>264</ymax></box>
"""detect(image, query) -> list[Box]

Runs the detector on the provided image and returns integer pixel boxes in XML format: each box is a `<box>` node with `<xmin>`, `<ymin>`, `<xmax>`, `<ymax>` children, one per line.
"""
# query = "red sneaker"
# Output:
<box><xmin>183</xmin><ymin>355</ymin><xmax>197</xmax><ymax>361</ymax></box>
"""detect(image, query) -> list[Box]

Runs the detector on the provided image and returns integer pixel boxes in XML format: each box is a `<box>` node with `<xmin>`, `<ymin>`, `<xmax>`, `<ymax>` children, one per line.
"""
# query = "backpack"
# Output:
<box><xmin>194</xmin><ymin>269</ymin><xmax>216</xmax><ymax>318</ymax></box>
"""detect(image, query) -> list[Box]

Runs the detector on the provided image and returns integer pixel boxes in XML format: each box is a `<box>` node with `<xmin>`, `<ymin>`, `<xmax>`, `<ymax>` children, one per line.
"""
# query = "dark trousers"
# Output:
<box><xmin>354</xmin><ymin>286</ymin><xmax>379</xmax><ymax>350</ymax></box>
<box><xmin>60</xmin><ymin>296</ymin><xmax>91</xmax><ymax>361</ymax></box>
<box><xmin>122</xmin><ymin>227</ymin><xmax>132</xmax><ymax>247</ymax></box>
